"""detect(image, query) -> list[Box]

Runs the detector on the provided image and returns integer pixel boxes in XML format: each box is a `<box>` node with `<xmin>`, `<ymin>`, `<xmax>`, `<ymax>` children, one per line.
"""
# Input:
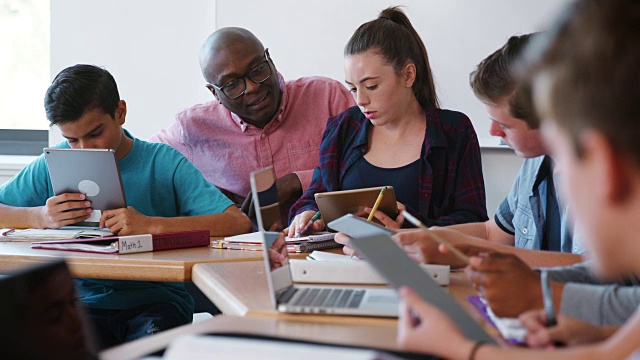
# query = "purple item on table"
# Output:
<box><xmin>467</xmin><ymin>295</ymin><xmax>526</xmax><ymax>346</ymax></box>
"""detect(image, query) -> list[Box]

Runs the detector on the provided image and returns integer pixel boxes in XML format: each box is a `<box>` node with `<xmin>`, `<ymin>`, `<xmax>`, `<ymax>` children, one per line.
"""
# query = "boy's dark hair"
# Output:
<box><xmin>44</xmin><ymin>64</ymin><xmax>120</xmax><ymax>126</ymax></box>
<box><xmin>345</xmin><ymin>6</ymin><xmax>440</xmax><ymax>110</ymax></box>
<box><xmin>527</xmin><ymin>0</ymin><xmax>640</xmax><ymax>164</ymax></box>
<box><xmin>470</xmin><ymin>33</ymin><xmax>540</xmax><ymax>129</ymax></box>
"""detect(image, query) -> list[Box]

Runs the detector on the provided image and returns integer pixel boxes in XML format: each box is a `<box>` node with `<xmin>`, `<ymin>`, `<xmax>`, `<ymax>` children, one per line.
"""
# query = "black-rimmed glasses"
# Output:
<box><xmin>208</xmin><ymin>49</ymin><xmax>272</xmax><ymax>100</ymax></box>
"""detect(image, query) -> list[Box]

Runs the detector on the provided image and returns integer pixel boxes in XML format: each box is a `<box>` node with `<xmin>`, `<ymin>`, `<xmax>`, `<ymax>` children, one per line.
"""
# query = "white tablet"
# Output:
<box><xmin>44</xmin><ymin>148</ymin><xmax>127</xmax><ymax>227</ymax></box>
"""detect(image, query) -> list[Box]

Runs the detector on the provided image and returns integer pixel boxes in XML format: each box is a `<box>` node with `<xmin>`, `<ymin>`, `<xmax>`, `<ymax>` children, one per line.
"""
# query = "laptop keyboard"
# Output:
<box><xmin>289</xmin><ymin>288</ymin><xmax>366</xmax><ymax>308</ymax></box>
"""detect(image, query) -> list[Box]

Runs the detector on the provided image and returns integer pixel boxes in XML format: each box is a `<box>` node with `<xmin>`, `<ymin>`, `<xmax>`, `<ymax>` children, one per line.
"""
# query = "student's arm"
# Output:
<box><xmin>445</xmin><ymin>218</ymin><xmax>515</xmax><ymax>245</ymax></box>
<box><xmin>100</xmin><ymin>205</ymin><xmax>251</xmax><ymax>236</ymax></box>
<box><xmin>558</xmin><ymin>283</ymin><xmax>640</xmax><ymax>326</ymax></box>
<box><xmin>398</xmin><ymin>286</ymin><xmax>637</xmax><ymax>360</ymax></box>
<box><xmin>392</xmin><ymin>227</ymin><xmax>582</xmax><ymax>268</ymax></box>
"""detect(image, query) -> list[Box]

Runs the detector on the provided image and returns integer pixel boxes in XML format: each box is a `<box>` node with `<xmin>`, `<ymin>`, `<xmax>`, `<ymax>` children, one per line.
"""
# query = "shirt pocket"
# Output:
<box><xmin>512</xmin><ymin>204</ymin><xmax>536</xmax><ymax>249</ymax></box>
<box><xmin>287</xmin><ymin>139</ymin><xmax>321</xmax><ymax>173</ymax></box>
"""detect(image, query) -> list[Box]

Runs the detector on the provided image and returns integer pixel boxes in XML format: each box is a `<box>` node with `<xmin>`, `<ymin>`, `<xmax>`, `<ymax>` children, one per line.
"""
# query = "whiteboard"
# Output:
<box><xmin>215</xmin><ymin>0</ymin><xmax>571</xmax><ymax>144</ymax></box>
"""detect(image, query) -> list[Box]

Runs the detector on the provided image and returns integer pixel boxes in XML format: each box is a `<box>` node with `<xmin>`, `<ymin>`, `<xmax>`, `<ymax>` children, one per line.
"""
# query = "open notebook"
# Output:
<box><xmin>216</xmin><ymin>166</ymin><xmax>340</xmax><ymax>253</ymax></box>
<box><xmin>0</xmin><ymin>227</ymin><xmax>112</xmax><ymax>241</ymax></box>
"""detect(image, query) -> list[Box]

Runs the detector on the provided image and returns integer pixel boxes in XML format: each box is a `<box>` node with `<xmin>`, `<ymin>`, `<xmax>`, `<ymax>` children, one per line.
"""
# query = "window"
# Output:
<box><xmin>0</xmin><ymin>0</ymin><xmax>49</xmax><ymax>155</ymax></box>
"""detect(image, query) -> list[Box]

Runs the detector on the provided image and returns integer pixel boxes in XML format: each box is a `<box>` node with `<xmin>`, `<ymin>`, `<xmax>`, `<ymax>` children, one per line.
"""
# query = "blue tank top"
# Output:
<box><xmin>341</xmin><ymin>156</ymin><xmax>420</xmax><ymax>213</ymax></box>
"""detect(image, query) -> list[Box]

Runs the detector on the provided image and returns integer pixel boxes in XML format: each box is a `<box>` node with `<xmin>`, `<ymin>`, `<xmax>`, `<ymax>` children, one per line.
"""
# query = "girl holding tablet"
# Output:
<box><xmin>288</xmin><ymin>7</ymin><xmax>487</xmax><ymax>236</ymax></box>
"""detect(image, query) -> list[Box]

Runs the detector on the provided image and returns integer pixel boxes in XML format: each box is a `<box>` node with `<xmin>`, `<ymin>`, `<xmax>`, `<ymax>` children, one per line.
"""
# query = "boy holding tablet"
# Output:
<box><xmin>0</xmin><ymin>64</ymin><xmax>252</xmax><ymax>346</ymax></box>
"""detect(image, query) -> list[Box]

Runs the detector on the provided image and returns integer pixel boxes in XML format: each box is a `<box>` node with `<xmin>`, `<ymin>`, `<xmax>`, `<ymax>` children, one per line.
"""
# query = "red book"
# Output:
<box><xmin>30</xmin><ymin>230</ymin><xmax>210</xmax><ymax>254</ymax></box>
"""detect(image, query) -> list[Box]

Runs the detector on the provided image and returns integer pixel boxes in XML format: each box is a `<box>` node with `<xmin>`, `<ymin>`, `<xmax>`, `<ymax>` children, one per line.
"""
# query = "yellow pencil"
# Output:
<box><xmin>401</xmin><ymin>210</ymin><xmax>470</xmax><ymax>265</ymax></box>
<box><xmin>367</xmin><ymin>187</ymin><xmax>386</xmax><ymax>222</ymax></box>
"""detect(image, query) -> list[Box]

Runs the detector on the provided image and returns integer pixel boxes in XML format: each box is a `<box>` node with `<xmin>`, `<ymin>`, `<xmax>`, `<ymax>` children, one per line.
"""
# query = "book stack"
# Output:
<box><xmin>212</xmin><ymin>231</ymin><xmax>340</xmax><ymax>253</ymax></box>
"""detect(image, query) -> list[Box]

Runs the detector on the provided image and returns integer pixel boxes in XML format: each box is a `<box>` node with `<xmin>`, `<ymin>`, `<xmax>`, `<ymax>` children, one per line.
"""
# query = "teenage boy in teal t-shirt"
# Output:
<box><xmin>0</xmin><ymin>64</ymin><xmax>252</xmax><ymax>347</ymax></box>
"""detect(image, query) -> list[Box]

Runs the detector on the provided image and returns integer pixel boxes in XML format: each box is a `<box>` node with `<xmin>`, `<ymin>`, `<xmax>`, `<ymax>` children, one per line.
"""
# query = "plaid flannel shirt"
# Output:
<box><xmin>289</xmin><ymin>106</ymin><xmax>488</xmax><ymax>227</ymax></box>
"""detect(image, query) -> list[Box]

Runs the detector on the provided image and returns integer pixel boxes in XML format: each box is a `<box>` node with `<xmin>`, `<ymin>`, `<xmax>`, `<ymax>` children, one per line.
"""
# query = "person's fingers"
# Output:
<box><xmin>54</xmin><ymin>192</ymin><xmax>87</xmax><ymax>204</ymax></box>
<box><xmin>519</xmin><ymin>309</ymin><xmax>548</xmax><ymax>332</ymax></box>
<box><xmin>312</xmin><ymin>219</ymin><xmax>325</xmax><ymax>232</ymax></box>
<box><xmin>392</xmin><ymin>229</ymin><xmax>424</xmax><ymax>245</ymax></box>
<box><xmin>365</xmin><ymin>207</ymin><xmax>394</xmax><ymax>227</ymax></box>
<box><xmin>334</xmin><ymin>232</ymin><xmax>350</xmax><ymax>245</ymax></box>
<box><xmin>398</xmin><ymin>287</ymin><xmax>434</xmax><ymax>316</ymax></box>
<box><xmin>342</xmin><ymin>245</ymin><xmax>353</xmax><ymax>256</ymax></box>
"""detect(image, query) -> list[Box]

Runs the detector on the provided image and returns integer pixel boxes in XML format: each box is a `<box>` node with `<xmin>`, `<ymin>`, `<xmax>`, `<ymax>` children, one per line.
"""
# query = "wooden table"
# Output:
<box><xmin>0</xmin><ymin>241</ymin><xmax>265</xmax><ymax>281</ymax></box>
<box><xmin>100</xmin><ymin>315</ymin><xmax>399</xmax><ymax>360</ymax></box>
<box><xmin>191</xmin><ymin>261</ymin><xmax>497</xmax><ymax>331</ymax></box>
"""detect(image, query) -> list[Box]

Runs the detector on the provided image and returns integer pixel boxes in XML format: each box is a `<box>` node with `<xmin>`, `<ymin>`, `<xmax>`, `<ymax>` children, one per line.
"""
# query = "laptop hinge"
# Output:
<box><xmin>276</xmin><ymin>286</ymin><xmax>298</xmax><ymax>304</ymax></box>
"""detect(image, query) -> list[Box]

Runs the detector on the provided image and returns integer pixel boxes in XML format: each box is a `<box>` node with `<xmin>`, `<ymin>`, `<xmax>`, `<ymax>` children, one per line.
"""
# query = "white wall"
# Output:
<box><xmin>48</xmin><ymin>0</ymin><xmax>566</xmax><ymax>214</ymax></box>
<box><xmin>50</xmin><ymin>0</ymin><xmax>217</xmax><ymax>142</ymax></box>
<box><xmin>215</xmin><ymin>0</ymin><xmax>570</xmax><ymax>143</ymax></box>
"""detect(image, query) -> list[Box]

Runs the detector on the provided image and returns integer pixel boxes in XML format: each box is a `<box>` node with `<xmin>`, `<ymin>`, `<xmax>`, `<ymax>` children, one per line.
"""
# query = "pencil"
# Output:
<box><xmin>367</xmin><ymin>187</ymin><xmax>386</xmax><ymax>222</ymax></box>
<box><xmin>401</xmin><ymin>210</ymin><xmax>470</xmax><ymax>265</ymax></box>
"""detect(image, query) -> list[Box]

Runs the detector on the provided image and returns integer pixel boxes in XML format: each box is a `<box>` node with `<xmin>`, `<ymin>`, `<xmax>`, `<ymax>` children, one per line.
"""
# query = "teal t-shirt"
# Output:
<box><xmin>0</xmin><ymin>130</ymin><xmax>233</xmax><ymax>320</ymax></box>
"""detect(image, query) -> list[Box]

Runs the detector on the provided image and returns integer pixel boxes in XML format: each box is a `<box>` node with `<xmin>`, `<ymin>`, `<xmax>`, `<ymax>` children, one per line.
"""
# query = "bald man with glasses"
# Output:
<box><xmin>150</xmin><ymin>27</ymin><xmax>354</xmax><ymax>220</ymax></box>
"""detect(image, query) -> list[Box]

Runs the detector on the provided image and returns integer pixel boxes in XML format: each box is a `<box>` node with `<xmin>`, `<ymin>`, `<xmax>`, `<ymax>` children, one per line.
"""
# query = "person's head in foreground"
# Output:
<box><xmin>470</xmin><ymin>33</ymin><xmax>545</xmax><ymax>158</ymax></box>
<box><xmin>397</xmin><ymin>0</ymin><xmax>640</xmax><ymax>358</ymax></box>
<box><xmin>0</xmin><ymin>261</ymin><xmax>96</xmax><ymax>360</ymax></box>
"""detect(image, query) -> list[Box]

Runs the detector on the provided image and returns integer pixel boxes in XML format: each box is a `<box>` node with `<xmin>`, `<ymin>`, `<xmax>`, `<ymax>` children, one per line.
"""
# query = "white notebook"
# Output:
<box><xmin>0</xmin><ymin>228</ymin><xmax>112</xmax><ymax>241</ymax></box>
<box><xmin>164</xmin><ymin>335</ymin><xmax>394</xmax><ymax>360</ymax></box>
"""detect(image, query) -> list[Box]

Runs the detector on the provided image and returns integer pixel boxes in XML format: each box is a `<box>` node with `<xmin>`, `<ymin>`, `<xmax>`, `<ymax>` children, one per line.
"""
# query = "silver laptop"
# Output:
<box><xmin>251</xmin><ymin>166</ymin><xmax>399</xmax><ymax>317</ymax></box>
<box><xmin>44</xmin><ymin>148</ymin><xmax>127</xmax><ymax>227</ymax></box>
<box><xmin>328</xmin><ymin>214</ymin><xmax>496</xmax><ymax>343</ymax></box>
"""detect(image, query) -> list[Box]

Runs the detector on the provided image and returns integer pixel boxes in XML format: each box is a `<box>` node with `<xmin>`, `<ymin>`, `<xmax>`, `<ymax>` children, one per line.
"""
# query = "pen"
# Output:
<box><xmin>540</xmin><ymin>269</ymin><xmax>557</xmax><ymax>327</ymax></box>
<box><xmin>401</xmin><ymin>210</ymin><xmax>470</xmax><ymax>265</ymax></box>
<box><xmin>294</xmin><ymin>211</ymin><xmax>322</xmax><ymax>238</ymax></box>
<box><xmin>1</xmin><ymin>228</ymin><xmax>15</xmax><ymax>236</ymax></box>
<box><xmin>367</xmin><ymin>187</ymin><xmax>386</xmax><ymax>222</ymax></box>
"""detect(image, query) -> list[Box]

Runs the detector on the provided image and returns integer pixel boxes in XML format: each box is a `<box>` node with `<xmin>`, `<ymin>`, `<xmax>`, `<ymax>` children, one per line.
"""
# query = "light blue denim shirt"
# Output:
<box><xmin>494</xmin><ymin>156</ymin><xmax>584</xmax><ymax>254</ymax></box>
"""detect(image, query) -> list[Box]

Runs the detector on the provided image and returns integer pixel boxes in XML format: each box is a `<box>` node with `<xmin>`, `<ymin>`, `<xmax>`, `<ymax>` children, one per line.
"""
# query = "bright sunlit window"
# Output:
<box><xmin>0</xmin><ymin>0</ymin><xmax>49</xmax><ymax>131</ymax></box>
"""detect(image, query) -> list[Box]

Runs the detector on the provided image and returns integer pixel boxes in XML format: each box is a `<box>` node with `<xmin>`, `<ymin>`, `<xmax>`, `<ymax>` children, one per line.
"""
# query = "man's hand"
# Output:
<box><xmin>100</xmin><ymin>206</ymin><xmax>157</xmax><ymax>235</ymax></box>
<box><xmin>466</xmin><ymin>252</ymin><xmax>543</xmax><ymax>317</ymax></box>
<box><xmin>39</xmin><ymin>193</ymin><xmax>92</xmax><ymax>229</ymax></box>
<box><xmin>520</xmin><ymin>309</ymin><xmax>618</xmax><ymax>348</ymax></box>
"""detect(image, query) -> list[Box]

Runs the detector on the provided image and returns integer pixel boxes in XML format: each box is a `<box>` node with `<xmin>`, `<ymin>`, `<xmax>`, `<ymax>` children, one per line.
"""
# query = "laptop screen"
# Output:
<box><xmin>250</xmin><ymin>167</ymin><xmax>295</xmax><ymax>306</ymax></box>
<box><xmin>249</xmin><ymin>166</ymin><xmax>284</xmax><ymax>232</ymax></box>
<box><xmin>0</xmin><ymin>260</ymin><xmax>99</xmax><ymax>359</ymax></box>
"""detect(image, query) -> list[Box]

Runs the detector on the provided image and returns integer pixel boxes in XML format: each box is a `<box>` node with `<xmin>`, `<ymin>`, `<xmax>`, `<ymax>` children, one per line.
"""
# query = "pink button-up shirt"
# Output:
<box><xmin>149</xmin><ymin>74</ymin><xmax>354</xmax><ymax>200</ymax></box>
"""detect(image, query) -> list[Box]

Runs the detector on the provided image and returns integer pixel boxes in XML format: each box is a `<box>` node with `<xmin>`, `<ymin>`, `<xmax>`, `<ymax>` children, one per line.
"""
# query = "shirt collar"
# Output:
<box><xmin>230</xmin><ymin>72</ymin><xmax>287</xmax><ymax>132</ymax></box>
<box><xmin>532</xmin><ymin>155</ymin><xmax>554</xmax><ymax>190</ymax></box>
